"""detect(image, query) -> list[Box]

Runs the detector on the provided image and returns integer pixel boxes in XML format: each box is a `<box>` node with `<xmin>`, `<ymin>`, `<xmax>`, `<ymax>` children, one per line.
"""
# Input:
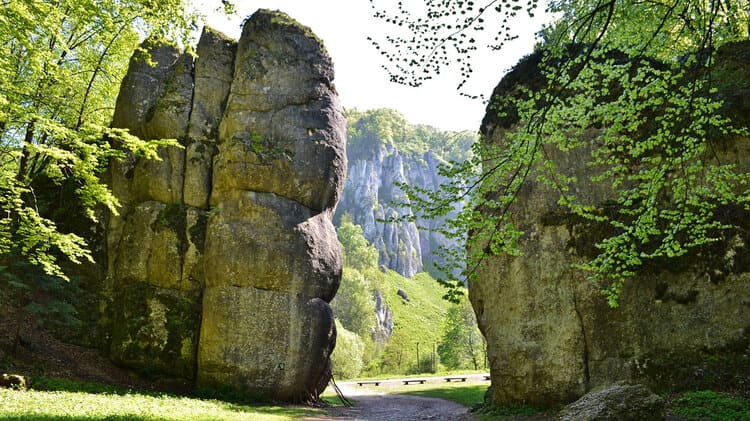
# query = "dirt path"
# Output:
<box><xmin>305</xmin><ymin>376</ymin><xmax>481</xmax><ymax>421</ymax></box>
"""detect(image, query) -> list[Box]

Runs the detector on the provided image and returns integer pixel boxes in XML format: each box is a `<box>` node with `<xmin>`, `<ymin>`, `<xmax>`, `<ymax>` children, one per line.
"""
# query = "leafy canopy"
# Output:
<box><xmin>0</xmin><ymin>0</ymin><xmax>232</xmax><ymax>281</ymax></box>
<box><xmin>371</xmin><ymin>0</ymin><xmax>750</xmax><ymax>305</ymax></box>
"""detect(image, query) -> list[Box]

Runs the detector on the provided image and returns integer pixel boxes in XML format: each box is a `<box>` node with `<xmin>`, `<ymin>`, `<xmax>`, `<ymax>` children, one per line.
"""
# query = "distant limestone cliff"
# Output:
<box><xmin>104</xmin><ymin>10</ymin><xmax>346</xmax><ymax>402</ymax></box>
<box><xmin>336</xmin><ymin>109</ymin><xmax>473</xmax><ymax>278</ymax></box>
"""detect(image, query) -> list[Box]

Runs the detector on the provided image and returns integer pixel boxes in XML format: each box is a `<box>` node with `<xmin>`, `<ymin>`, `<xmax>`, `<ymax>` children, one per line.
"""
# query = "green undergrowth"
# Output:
<box><xmin>1</xmin><ymin>377</ymin><xmax>321</xmax><ymax>421</ymax></box>
<box><xmin>670</xmin><ymin>390</ymin><xmax>750</xmax><ymax>420</ymax></box>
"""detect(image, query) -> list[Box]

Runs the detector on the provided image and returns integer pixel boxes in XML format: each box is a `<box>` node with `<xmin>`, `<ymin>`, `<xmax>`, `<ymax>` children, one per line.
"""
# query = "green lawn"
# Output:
<box><xmin>394</xmin><ymin>383</ymin><xmax>487</xmax><ymax>407</ymax></box>
<box><xmin>0</xmin><ymin>388</ymin><xmax>322</xmax><ymax>420</ymax></box>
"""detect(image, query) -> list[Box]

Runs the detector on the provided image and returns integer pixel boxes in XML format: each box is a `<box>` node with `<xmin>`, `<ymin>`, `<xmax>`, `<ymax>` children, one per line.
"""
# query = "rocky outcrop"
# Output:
<box><xmin>472</xmin><ymin>43</ymin><xmax>750</xmax><ymax>406</ymax></box>
<box><xmin>372</xmin><ymin>290</ymin><xmax>394</xmax><ymax>346</ymax></box>
<box><xmin>559</xmin><ymin>383</ymin><xmax>665</xmax><ymax>421</ymax></box>
<box><xmin>105</xmin><ymin>10</ymin><xmax>346</xmax><ymax>401</ymax></box>
<box><xmin>337</xmin><ymin>144</ymin><xmax>462</xmax><ymax>278</ymax></box>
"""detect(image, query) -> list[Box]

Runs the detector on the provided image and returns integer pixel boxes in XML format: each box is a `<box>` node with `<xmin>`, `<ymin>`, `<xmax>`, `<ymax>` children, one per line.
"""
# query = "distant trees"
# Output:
<box><xmin>337</xmin><ymin>214</ymin><xmax>380</xmax><ymax>271</ymax></box>
<box><xmin>331</xmin><ymin>320</ymin><xmax>365</xmax><ymax>379</ymax></box>
<box><xmin>437</xmin><ymin>298</ymin><xmax>484</xmax><ymax>370</ymax></box>
<box><xmin>330</xmin><ymin>268</ymin><xmax>376</xmax><ymax>339</ymax></box>
<box><xmin>347</xmin><ymin>108</ymin><xmax>475</xmax><ymax>162</ymax></box>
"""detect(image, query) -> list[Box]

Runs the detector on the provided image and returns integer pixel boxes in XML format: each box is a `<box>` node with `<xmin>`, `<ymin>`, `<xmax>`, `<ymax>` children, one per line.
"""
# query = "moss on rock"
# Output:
<box><xmin>109</xmin><ymin>282</ymin><xmax>201</xmax><ymax>379</ymax></box>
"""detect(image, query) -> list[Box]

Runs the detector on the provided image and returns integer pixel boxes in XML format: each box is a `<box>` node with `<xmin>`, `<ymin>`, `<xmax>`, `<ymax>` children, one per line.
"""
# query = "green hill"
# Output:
<box><xmin>360</xmin><ymin>269</ymin><xmax>449</xmax><ymax>376</ymax></box>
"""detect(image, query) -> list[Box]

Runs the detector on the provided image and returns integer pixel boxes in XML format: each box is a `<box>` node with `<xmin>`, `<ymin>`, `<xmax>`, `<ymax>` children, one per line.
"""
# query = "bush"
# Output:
<box><xmin>671</xmin><ymin>390</ymin><xmax>750</xmax><ymax>420</ymax></box>
<box><xmin>331</xmin><ymin>320</ymin><xmax>365</xmax><ymax>380</ymax></box>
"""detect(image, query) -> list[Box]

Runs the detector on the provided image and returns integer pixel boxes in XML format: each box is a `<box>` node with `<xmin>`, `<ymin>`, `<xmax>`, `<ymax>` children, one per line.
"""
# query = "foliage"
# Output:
<box><xmin>330</xmin><ymin>319</ymin><xmax>365</xmax><ymax>380</ymax></box>
<box><xmin>671</xmin><ymin>391</ymin><xmax>750</xmax><ymax>420</ymax></box>
<box><xmin>372</xmin><ymin>0</ymin><xmax>750</xmax><ymax>305</ymax></box>
<box><xmin>346</xmin><ymin>108</ymin><xmax>475</xmax><ymax>162</ymax></box>
<box><xmin>437</xmin><ymin>298</ymin><xmax>485</xmax><ymax>370</ymax></box>
<box><xmin>331</xmin><ymin>268</ymin><xmax>376</xmax><ymax>338</ymax></box>
<box><xmin>337</xmin><ymin>214</ymin><xmax>380</xmax><ymax>271</ymax></box>
<box><xmin>1</xmin><ymin>381</ymin><xmax>319</xmax><ymax>420</ymax></box>
<box><xmin>360</xmin><ymin>270</ymin><xmax>450</xmax><ymax>376</ymax></box>
<box><xmin>0</xmin><ymin>0</ymin><xmax>235</xmax><ymax>289</ymax></box>
<box><xmin>334</xmin><ymin>218</ymin><xmax>480</xmax><ymax>376</ymax></box>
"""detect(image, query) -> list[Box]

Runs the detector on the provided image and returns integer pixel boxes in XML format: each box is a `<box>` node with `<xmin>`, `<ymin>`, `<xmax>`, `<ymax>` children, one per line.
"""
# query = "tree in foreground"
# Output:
<box><xmin>0</xmin><ymin>0</ymin><xmax>232</xmax><ymax>347</ymax></box>
<box><xmin>371</xmin><ymin>0</ymin><xmax>750</xmax><ymax>305</ymax></box>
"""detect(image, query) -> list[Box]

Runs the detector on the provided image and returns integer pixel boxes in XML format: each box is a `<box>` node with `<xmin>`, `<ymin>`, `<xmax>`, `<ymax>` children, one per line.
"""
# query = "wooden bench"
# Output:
<box><xmin>357</xmin><ymin>381</ymin><xmax>381</xmax><ymax>386</ymax></box>
<box><xmin>402</xmin><ymin>379</ymin><xmax>426</xmax><ymax>385</ymax></box>
<box><xmin>483</xmin><ymin>375</ymin><xmax>491</xmax><ymax>381</ymax></box>
<box><xmin>444</xmin><ymin>377</ymin><xmax>467</xmax><ymax>382</ymax></box>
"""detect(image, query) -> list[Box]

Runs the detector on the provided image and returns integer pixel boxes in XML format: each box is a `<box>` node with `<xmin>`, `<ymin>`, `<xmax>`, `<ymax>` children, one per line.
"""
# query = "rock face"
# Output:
<box><xmin>472</xmin><ymin>43</ymin><xmax>750</xmax><ymax>406</ymax></box>
<box><xmin>105</xmin><ymin>10</ymin><xmax>346</xmax><ymax>401</ymax></box>
<box><xmin>337</xmin><ymin>144</ymin><xmax>462</xmax><ymax>278</ymax></box>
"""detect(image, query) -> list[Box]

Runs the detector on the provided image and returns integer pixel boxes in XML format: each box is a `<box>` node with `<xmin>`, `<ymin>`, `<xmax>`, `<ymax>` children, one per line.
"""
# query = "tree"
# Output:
<box><xmin>0</xmin><ymin>0</ymin><xmax>217</xmax><ymax>278</ymax></box>
<box><xmin>330</xmin><ymin>268</ymin><xmax>376</xmax><ymax>338</ymax></box>
<box><xmin>337</xmin><ymin>214</ymin><xmax>380</xmax><ymax>270</ymax></box>
<box><xmin>371</xmin><ymin>0</ymin><xmax>750</xmax><ymax>305</ymax></box>
<box><xmin>0</xmin><ymin>0</ymin><xmax>233</xmax><ymax>347</ymax></box>
<box><xmin>437</xmin><ymin>298</ymin><xmax>484</xmax><ymax>370</ymax></box>
<box><xmin>331</xmin><ymin>319</ymin><xmax>365</xmax><ymax>380</ymax></box>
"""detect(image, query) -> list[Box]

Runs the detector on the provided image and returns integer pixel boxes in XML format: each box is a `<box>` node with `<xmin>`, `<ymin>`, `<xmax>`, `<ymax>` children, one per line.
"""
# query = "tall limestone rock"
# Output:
<box><xmin>105</xmin><ymin>10</ymin><xmax>346</xmax><ymax>401</ymax></box>
<box><xmin>472</xmin><ymin>42</ymin><xmax>750</xmax><ymax>406</ymax></box>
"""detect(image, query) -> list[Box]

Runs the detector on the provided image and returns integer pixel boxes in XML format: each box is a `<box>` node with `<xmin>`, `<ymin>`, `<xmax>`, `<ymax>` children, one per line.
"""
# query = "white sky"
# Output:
<box><xmin>203</xmin><ymin>1</ymin><xmax>550</xmax><ymax>132</ymax></box>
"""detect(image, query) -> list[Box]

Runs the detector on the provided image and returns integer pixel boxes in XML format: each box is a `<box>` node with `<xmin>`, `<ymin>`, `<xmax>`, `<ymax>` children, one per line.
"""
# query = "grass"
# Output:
<box><xmin>670</xmin><ymin>390</ymin><xmax>750</xmax><ymax>420</ymax></box>
<box><xmin>358</xmin><ymin>380</ymin><xmax>550</xmax><ymax>420</ymax></box>
<box><xmin>392</xmin><ymin>383</ymin><xmax>487</xmax><ymax>407</ymax></box>
<box><xmin>0</xmin><ymin>378</ymin><xmax>323</xmax><ymax>421</ymax></box>
<box><xmin>361</xmin><ymin>269</ymin><xmax>453</xmax><ymax>376</ymax></box>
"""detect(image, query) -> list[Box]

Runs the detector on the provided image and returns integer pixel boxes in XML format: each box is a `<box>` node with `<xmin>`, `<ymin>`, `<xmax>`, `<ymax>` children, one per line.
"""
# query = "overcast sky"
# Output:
<box><xmin>203</xmin><ymin>1</ymin><xmax>550</xmax><ymax>132</ymax></box>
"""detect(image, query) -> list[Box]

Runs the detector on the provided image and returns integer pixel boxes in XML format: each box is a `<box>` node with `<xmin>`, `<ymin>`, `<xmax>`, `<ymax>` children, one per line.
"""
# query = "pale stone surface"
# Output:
<box><xmin>184</xmin><ymin>28</ymin><xmax>236</xmax><ymax>209</ymax></box>
<box><xmin>214</xmin><ymin>10</ymin><xmax>346</xmax><ymax>213</ymax></box>
<box><xmin>559</xmin><ymin>383</ymin><xmax>664</xmax><ymax>421</ymax></box>
<box><xmin>473</xmin><ymin>45</ymin><xmax>750</xmax><ymax>406</ymax></box>
<box><xmin>337</xmin><ymin>145</ymin><xmax>464</xmax><ymax>278</ymax></box>
<box><xmin>107</xmin><ymin>9</ymin><xmax>345</xmax><ymax>401</ymax></box>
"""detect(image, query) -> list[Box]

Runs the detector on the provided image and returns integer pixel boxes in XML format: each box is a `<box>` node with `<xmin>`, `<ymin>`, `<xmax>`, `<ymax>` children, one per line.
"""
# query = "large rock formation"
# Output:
<box><xmin>105</xmin><ymin>10</ymin><xmax>346</xmax><ymax>401</ymax></box>
<box><xmin>472</xmin><ymin>42</ymin><xmax>750</xmax><ymax>406</ymax></box>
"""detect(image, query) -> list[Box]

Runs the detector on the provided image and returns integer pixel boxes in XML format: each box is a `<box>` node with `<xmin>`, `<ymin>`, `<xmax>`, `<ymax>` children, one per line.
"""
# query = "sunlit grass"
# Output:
<box><xmin>380</xmin><ymin>382</ymin><xmax>487</xmax><ymax>407</ymax></box>
<box><xmin>0</xmin><ymin>388</ymin><xmax>322</xmax><ymax>420</ymax></box>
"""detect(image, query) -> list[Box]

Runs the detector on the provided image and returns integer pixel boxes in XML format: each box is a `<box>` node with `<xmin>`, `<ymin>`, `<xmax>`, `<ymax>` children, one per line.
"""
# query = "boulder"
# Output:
<box><xmin>106</xmin><ymin>9</ymin><xmax>346</xmax><ymax>401</ymax></box>
<box><xmin>559</xmin><ymin>383</ymin><xmax>665</xmax><ymax>421</ymax></box>
<box><xmin>0</xmin><ymin>374</ymin><xmax>28</xmax><ymax>390</ymax></box>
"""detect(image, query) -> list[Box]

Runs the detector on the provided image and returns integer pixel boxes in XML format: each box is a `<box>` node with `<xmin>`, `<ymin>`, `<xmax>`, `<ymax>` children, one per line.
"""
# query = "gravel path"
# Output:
<box><xmin>305</xmin><ymin>376</ymin><xmax>481</xmax><ymax>421</ymax></box>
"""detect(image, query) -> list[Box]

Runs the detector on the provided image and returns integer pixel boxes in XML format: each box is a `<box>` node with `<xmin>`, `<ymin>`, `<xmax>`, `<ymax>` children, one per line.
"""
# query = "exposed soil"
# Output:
<box><xmin>0</xmin><ymin>310</ymin><xmax>192</xmax><ymax>394</ymax></box>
